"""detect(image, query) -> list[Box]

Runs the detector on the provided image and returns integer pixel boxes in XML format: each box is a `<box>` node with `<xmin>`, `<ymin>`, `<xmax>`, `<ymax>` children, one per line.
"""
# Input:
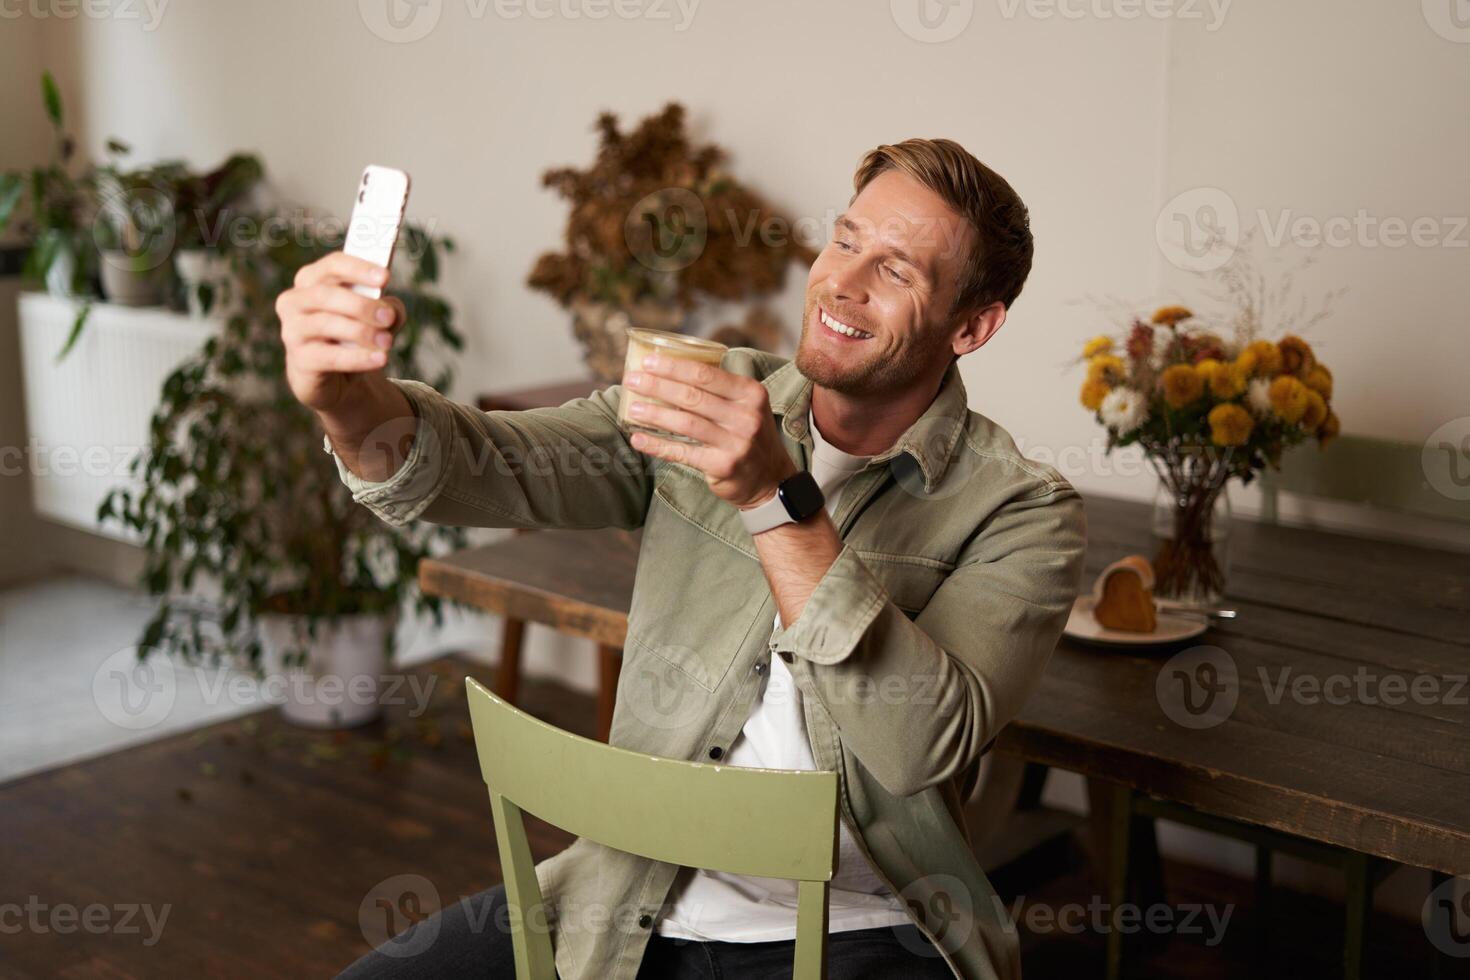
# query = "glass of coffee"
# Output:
<box><xmin>619</xmin><ymin>328</ymin><xmax>729</xmax><ymax>442</ymax></box>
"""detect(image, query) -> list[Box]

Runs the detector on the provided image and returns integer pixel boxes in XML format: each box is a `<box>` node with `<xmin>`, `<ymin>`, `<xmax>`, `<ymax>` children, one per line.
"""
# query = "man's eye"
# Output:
<box><xmin>833</xmin><ymin>239</ymin><xmax>856</xmax><ymax>252</ymax></box>
<box><xmin>885</xmin><ymin>265</ymin><xmax>911</xmax><ymax>285</ymax></box>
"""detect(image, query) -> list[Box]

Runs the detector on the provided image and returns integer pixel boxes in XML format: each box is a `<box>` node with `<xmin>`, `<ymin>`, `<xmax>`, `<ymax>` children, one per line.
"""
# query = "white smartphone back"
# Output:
<box><xmin>345</xmin><ymin>165</ymin><xmax>411</xmax><ymax>299</ymax></box>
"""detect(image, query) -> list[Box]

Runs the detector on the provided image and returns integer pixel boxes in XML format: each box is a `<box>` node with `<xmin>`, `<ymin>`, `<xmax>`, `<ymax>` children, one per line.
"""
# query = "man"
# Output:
<box><xmin>279</xmin><ymin>138</ymin><xmax>1086</xmax><ymax>979</ymax></box>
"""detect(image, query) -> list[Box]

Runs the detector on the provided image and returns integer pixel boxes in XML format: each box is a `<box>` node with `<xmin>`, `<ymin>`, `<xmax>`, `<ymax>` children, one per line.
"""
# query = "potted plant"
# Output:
<box><xmin>0</xmin><ymin>71</ymin><xmax>103</xmax><ymax>356</ymax></box>
<box><xmin>91</xmin><ymin>148</ymin><xmax>187</xmax><ymax>307</ymax></box>
<box><xmin>100</xmin><ymin>212</ymin><xmax>467</xmax><ymax>728</ymax></box>
<box><xmin>170</xmin><ymin>152</ymin><xmax>265</xmax><ymax>318</ymax></box>
<box><xmin>527</xmin><ymin>102</ymin><xmax>814</xmax><ymax>380</ymax></box>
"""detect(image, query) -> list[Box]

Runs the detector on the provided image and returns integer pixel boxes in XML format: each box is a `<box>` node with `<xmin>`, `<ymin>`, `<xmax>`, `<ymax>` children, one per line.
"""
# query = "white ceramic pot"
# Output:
<box><xmin>258</xmin><ymin>611</ymin><xmax>396</xmax><ymax>729</ymax></box>
<box><xmin>99</xmin><ymin>250</ymin><xmax>168</xmax><ymax>307</ymax></box>
<box><xmin>174</xmin><ymin>249</ymin><xmax>243</xmax><ymax>319</ymax></box>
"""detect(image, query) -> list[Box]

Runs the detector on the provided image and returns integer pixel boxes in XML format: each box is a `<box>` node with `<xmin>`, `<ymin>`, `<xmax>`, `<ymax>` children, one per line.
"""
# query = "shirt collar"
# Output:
<box><xmin>765</xmin><ymin>358</ymin><xmax>970</xmax><ymax>494</ymax></box>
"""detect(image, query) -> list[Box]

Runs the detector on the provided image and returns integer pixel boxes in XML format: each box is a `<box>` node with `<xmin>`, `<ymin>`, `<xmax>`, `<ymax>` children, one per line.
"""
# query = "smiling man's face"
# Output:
<box><xmin>796</xmin><ymin>169</ymin><xmax>978</xmax><ymax>396</ymax></box>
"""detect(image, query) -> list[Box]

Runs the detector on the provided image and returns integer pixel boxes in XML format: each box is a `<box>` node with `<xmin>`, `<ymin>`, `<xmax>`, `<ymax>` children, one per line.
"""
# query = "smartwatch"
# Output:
<box><xmin>739</xmin><ymin>471</ymin><xmax>825</xmax><ymax>536</ymax></box>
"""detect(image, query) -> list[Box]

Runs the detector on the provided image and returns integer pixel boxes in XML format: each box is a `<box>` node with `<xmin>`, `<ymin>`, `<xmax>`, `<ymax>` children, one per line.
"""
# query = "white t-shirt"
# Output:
<box><xmin>655</xmin><ymin>412</ymin><xmax>913</xmax><ymax>942</ymax></box>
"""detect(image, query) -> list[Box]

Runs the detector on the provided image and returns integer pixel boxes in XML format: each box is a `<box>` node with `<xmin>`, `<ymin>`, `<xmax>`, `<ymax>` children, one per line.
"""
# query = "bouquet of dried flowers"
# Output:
<box><xmin>528</xmin><ymin>103</ymin><xmax>813</xmax><ymax>378</ymax></box>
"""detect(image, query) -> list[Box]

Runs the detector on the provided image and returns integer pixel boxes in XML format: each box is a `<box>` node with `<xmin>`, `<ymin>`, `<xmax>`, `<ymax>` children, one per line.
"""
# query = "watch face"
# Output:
<box><xmin>778</xmin><ymin>471</ymin><xmax>825</xmax><ymax>521</ymax></box>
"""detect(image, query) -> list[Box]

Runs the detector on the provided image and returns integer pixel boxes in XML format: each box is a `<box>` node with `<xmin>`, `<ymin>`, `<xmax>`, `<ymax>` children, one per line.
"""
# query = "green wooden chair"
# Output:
<box><xmin>464</xmin><ymin>677</ymin><xmax>840</xmax><ymax>980</ymax></box>
<box><xmin>1109</xmin><ymin>435</ymin><xmax>1470</xmax><ymax>980</ymax></box>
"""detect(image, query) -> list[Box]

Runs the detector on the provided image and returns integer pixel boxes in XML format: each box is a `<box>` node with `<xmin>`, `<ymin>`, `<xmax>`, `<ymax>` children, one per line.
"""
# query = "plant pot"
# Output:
<box><xmin>257</xmin><ymin>611</ymin><xmax>396</xmax><ymax>729</ymax></box>
<box><xmin>571</xmin><ymin>297</ymin><xmax>685</xmax><ymax>383</ymax></box>
<box><xmin>99</xmin><ymin>249</ymin><xmax>169</xmax><ymax>306</ymax></box>
<box><xmin>174</xmin><ymin>248</ymin><xmax>243</xmax><ymax>319</ymax></box>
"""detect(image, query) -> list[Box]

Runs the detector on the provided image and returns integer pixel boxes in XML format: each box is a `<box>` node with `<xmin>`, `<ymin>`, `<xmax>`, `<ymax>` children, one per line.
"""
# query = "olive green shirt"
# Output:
<box><xmin>332</xmin><ymin>348</ymin><xmax>1087</xmax><ymax>979</ymax></box>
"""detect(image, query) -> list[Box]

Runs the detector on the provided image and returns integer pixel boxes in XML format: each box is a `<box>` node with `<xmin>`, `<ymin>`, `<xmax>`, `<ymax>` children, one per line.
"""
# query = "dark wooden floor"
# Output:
<box><xmin>0</xmin><ymin>656</ymin><xmax>1460</xmax><ymax>979</ymax></box>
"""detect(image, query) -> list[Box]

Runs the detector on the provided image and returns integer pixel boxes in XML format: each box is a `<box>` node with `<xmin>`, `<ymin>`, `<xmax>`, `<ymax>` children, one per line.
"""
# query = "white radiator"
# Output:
<box><xmin>17</xmin><ymin>293</ymin><xmax>221</xmax><ymax>542</ymax></box>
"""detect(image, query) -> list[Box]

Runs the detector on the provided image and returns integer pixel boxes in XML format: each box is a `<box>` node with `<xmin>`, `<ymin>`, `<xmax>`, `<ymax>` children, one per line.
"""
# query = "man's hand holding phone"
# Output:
<box><xmin>277</xmin><ymin>252</ymin><xmax>405</xmax><ymax>412</ymax></box>
<box><xmin>276</xmin><ymin>252</ymin><xmax>414</xmax><ymax>481</ymax></box>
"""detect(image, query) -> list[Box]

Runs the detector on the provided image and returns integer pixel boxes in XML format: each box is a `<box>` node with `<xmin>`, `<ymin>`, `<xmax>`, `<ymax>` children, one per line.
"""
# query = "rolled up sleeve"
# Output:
<box><xmin>778</xmin><ymin>484</ymin><xmax>1087</xmax><ymax>798</ymax></box>
<box><xmin>327</xmin><ymin>377</ymin><xmax>655</xmax><ymax>531</ymax></box>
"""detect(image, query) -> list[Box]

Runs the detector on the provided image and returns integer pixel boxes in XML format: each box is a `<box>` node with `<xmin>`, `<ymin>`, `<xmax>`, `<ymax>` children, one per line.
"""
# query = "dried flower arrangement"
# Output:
<box><xmin>527</xmin><ymin>103</ymin><xmax>813</xmax><ymax>378</ymax></box>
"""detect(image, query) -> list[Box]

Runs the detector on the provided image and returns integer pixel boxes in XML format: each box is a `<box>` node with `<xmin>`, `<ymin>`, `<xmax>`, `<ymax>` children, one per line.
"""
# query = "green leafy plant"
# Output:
<box><xmin>100</xmin><ymin>212</ymin><xmax>466</xmax><ymax>669</ymax></box>
<box><xmin>0</xmin><ymin>71</ymin><xmax>101</xmax><ymax>355</ymax></box>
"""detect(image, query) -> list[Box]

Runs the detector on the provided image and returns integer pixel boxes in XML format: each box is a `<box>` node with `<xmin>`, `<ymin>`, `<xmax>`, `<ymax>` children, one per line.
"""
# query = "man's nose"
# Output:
<box><xmin>827</xmin><ymin>261</ymin><xmax>870</xmax><ymax>305</ymax></box>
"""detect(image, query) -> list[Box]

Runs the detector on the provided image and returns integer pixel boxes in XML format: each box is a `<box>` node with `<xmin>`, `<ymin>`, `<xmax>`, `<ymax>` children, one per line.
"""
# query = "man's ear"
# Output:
<box><xmin>951</xmin><ymin>301</ymin><xmax>1007</xmax><ymax>357</ymax></box>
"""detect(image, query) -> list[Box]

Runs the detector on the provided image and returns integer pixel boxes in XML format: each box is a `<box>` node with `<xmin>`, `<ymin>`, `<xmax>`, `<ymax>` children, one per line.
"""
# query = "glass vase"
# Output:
<box><xmin>1150</xmin><ymin>480</ymin><xmax>1232</xmax><ymax>608</ymax></box>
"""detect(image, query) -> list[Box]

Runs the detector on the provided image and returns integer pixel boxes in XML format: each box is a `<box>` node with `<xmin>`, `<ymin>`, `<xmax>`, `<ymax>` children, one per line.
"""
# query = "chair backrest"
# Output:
<box><xmin>464</xmin><ymin>677</ymin><xmax>839</xmax><ymax>980</ymax></box>
<box><xmin>1258</xmin><ymin>434</ymin><xmax>1470</xmax><ymax>525</ymax></box>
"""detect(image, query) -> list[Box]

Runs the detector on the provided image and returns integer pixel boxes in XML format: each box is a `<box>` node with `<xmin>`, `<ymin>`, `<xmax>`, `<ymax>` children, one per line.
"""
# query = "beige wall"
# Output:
<box><xmin>1163</xmin><ymin>2</ymin><xmax>1470</xmax><ymax>549</ymax></box>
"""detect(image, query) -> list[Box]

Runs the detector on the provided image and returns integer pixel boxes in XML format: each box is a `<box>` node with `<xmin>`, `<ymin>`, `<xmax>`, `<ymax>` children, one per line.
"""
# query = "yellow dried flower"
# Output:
<box><xmin>1302</xmin><ymin>389</ymin><xmax>1328</xmax><ymax>430</ymax></box>
<box><xmin>1238</xmin><ymin>340</ymin><xmax>1283</xmax><ymax>376</ymax></box>
<box><xmin>1080</xmin><ymin>378</ymin><xmax>1110</xmax><ymax>411</ymax></box>
<box><xmin>1278</xmin><ymin>334</ymin><xmax>1316</xmax><ymax>376</ymax></box>
<box><xmin>1268</xmin><ymin>375</ymin><xmax>1311</xmax><ymax>424</ymax></box>
<box><xmin>1209</xmin><ymin>361</ymin><xmax>1247</xmax><ymax>399</ymax></box>
<box><xmin>1087</xmin><ymin>354</ymin><xmax>1127</xmax><ymax>385</ymax></box>
<box><xmin>1082</xmin><ymin>335</ymin><xmax>1113</xmax><ymax>358</ymax></box>
<box><xmin>1195</xmin><ymin>358</ymin><xmax>1222</xmax><ymax>383</ymax></box>
<box><xmin>1160</xmin><ymin>363</ymin><xmax>1204</xmax><ymax>408</ymax></box>
<box><xmin>1318</xmin><ymin>409</ymin><xmax>1341</xmax><ymax>447</ymax></box>
<box><xmin>1208</xmin><ymin>403</ymin><xmax>1254</xmax><ymax>447</ymax></box>
<box><xmin>1303</xmin><ymin>364</ymin><xmax>1333</xmax><ymax>399</ymax></box>
<box><xmin>1152</xmin><ymin>305</ymin><xmax>1193</xmax><ymax>327</ymax></box>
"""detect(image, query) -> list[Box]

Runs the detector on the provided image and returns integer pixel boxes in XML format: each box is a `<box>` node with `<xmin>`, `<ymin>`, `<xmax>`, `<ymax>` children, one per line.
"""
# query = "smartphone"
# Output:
<box><xmin>345</xmin><ymin>165</ymin><xmax>411</xmax><ymax>299</ymax></box>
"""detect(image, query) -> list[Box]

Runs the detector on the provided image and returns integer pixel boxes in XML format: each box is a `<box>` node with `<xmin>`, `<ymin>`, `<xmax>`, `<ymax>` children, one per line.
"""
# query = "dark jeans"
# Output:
<box><xmin>339</xmin><ymin>883</ymin><xmax>955</xmax><ymax>979</ymax></box>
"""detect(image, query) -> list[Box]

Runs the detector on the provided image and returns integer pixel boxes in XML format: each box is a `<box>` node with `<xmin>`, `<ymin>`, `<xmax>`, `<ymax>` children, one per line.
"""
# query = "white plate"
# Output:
<box><xmin>1063</xmin><ymin>595</ymin><xmax>1208</xmax><ymax>647</ymax></box>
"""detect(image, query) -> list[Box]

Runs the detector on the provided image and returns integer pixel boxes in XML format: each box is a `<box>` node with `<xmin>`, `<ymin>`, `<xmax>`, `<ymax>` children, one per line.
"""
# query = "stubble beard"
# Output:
<box><xmin>794</xmin><ymin>294</ymin><xmax>943</xmax><ymax>397</ymax></box>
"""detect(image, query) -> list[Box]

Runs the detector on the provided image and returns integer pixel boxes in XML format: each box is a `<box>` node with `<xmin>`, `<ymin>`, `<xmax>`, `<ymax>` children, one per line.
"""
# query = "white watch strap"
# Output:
<box><xmin>739</xmin><ymin>489</ymin><xmax>792</xmax><ymax>536</ymax></box>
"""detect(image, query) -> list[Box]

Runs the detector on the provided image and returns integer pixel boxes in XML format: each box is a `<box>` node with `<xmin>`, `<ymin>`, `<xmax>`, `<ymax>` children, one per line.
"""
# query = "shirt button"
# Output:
<box><xmin>637</xmin><ymin>913</ymin><xmax>653</xmax><ymax>928</ymax></box>
<box><xmin>753</xmin><ymin>662</ymin><xmax>767</xmax><ymax>675</ymax></box>
<box><xmin>708</xmin><ymin>746</ymin><xmax>723</xmax><ymax>760</ymax></box>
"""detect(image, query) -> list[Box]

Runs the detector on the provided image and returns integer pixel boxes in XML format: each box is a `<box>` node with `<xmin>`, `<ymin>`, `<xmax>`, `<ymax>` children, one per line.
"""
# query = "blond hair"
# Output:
<box><xmin>852</xmin><ymin>139</ymin><xmax>1034</xmax><ymax>314</ymax></box>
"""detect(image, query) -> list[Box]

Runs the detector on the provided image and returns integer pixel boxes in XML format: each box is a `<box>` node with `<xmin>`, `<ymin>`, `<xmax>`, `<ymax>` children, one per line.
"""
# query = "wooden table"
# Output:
<box><xmin>419</xmin><ymin>492</ymin><xmax>1470</xmax><ymax>972</ymax></box>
